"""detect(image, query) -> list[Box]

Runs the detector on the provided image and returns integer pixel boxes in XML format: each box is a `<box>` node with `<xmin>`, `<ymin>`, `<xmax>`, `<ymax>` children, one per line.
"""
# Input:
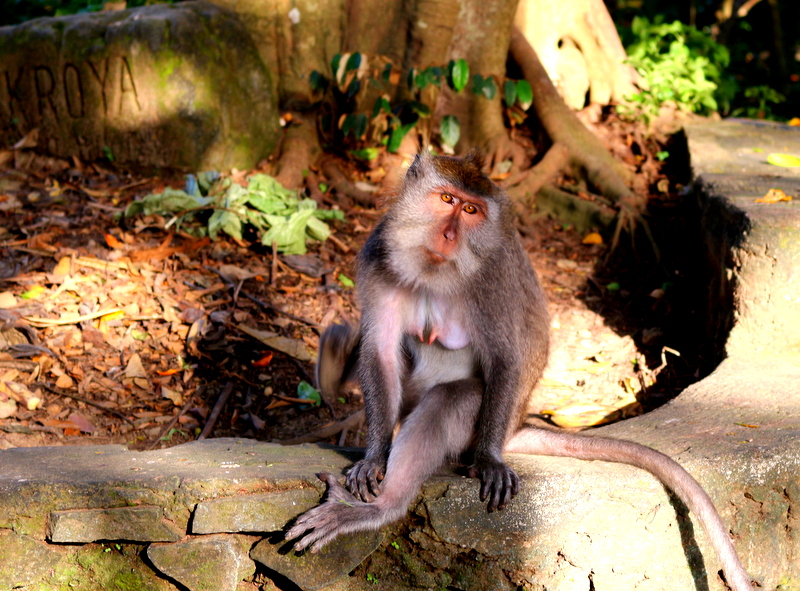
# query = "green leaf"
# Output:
<box><xmin>297</xmin><ymin>381</ymin><xmax>322</xmax><ymax>406</ymax></box>
<box><xmin>388</xmin><ymin>121</ymin><xmax>417</xmax><ymax>153</ymax></box>
<box><xmin>503</xmin><ymin>80</ymin><xmax>517</xmax><ymax>107</ymax></box>
<box><xmin>261</xmin><ymin>208</ymin><xmax>317</xmax><ymax>255</ymax></box>
<box><xmin>372</xmin><ymin>96</ymin><xmax>391</xmax><ymax>118</ymax></box>
<box><xmin>331</xmin><ymin>54</ymin><xmax>342</xmax><ymax>75</ymax></box>
<box><xmin>439</xmin><ymin>115</ymin><xmax>460</xmax><ymax>149</ymax></box>
<box><xmin>345</xmin><ymin>52</ymin><xmax>361</xmax><ymax>72</ymax></box>
<box><xmin>480</xmin><ymin>76</ymin><xmax>497</xmax><ymax>100</ymax></box>
<box><xmin>767</xmin><ymin>153</ymin><xmax>800</xmax><ymax>167</ymax></box>
<box><xmin>606</xmin><ymin>282</ymin><xmax>621</xmax><ymax>292</ymax></box>
<box><xmin>449</xmin><ymin>59</ymin><xmax>469</xmax><ymax>92</ymax></box>
<box><xmin>309</xmin><ymin>70</ymin><xmax>325</xmax><ymax>91</ymax></box>
<box><xmin>656</xmin><ymin>151</ymin><xmax>670</xmax><ymax>161</ymax></box>
<box><xmin>471</xmin><ymin>73</ymin><xmax>484</xmax><ymax>96</ymax></box>
<box><xmin>20</xmin><ymin>285</ymin><xmax>45</xmax><ymax>300</ymax></box>
<box><xmin>350</xmin><ymin>147</ymin><xmax>380</xmax><ymax>161</ymax></box>
<box><xmin>338</xmin><ymin>273</ymin><xmax>355</xmax><ymax>288</ymax></box>
<box><xmin>382</xmin><ymin>62</ymin><xmax>393</xmax><ymax>83</ymax></box>
<box><xmin>408</xmin><ymin>101</ymin><xmax>431</xmax><ymax>117</ymax></box>
<box><xmin>208</xmin><ymin>209</ymin><xmax>243</xmax><ymax>241</ymax></box>
<box><xmin>516</xmin><ymin>80</ymin><xmax>533</xmax><ymax>110</ymax></box>
<box><xmin>305</xmin><ymin>216</ymin><xmax>332</xmax><ymax>242</ymax></box>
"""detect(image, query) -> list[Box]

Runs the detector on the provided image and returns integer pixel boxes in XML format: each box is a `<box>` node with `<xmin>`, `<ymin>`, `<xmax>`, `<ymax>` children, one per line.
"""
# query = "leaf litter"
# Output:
<box><xmin>0</xmin><ymin>116</ymin><xmax>708</xmax><ymax>451</ymax></box>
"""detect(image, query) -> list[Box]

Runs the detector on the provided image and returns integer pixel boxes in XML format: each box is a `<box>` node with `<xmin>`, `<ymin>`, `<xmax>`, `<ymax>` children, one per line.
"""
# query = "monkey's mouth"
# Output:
<box><xmin>424</xmin><ymin>248</ymin><xmax>449</xmax><ymax>264</ymax></box>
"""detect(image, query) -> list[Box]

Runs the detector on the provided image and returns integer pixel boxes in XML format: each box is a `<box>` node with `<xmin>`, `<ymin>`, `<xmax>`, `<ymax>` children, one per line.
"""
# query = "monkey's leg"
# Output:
<box><xmin>286</xmin><ymin>379</ymin><xmax>482</xmax><ymax>552</ymax></box>
<box><xmin>506</xmin><ymin>428</ymin><xmax>752</xmax><ymax>591</ymax></box>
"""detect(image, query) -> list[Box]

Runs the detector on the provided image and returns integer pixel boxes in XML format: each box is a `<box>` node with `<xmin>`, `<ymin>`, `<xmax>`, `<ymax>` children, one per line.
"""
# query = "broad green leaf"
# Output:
<box><xmin>309</xmin><ymin>70</ymin><xmax>325</xmax><ymax>91</ymax></box>
<box><xmin>439</xmin><ymin>115</ymin><xmax>460</xmax><ymax>149</ymax></box>
<box><xmin>767</xmin><ymin>153</ymin><xmax>800</xmax><ymax>167</ymax></box>
<box><xmin>261</xmin><ymin>208</ymin><xmax>317</xmax><ymax>254</ymax></box>
<box><xmin>208</xmin><ymin>209</ymin><xmax>243</xmax><ymax>241</ymax></box>
<box><xmin>450</xmin><ymin>59</ymin><xmax>469</xmax><ymax>92</ymax></box>
<box><xmin>481</xmin><ymin>76</ymin><xmax>497</xmax><ymax>100</ymax></box>
<box><xmin>124</xmin><ymin>187</ymin><xmax>210</xmax><ymax>218</ymax></box>
<box><xmin>338</xmin><ymin>273</ymin><xmax>355</xmax><ymax>287</ymax></box>
<box><xmin>297</xmin><ymin>381</ymin><xmax>321</xmax><ymax>406</ymax></box>
<box><xmin>503</xmin><ymin>80</ymin><xmax>517</xmax><ymax>107</ymax></box>
<box><xmin>372</xmin><ymin>96</ymin><xmax>391</xmax><ymax>118</ymax></box>
<box><xmin>350</xmin><ymin>147</ymin><xmax>380</xmax><ymax>161</ymax></box>
<box><xmin>408</xmin><ymin>101</ymin><xmax>431</xmax><ymax>117</ymax></box>
<box><xmin>306</xmin><ymin>216</ymin><xmax>331</xmax><ymax>242</ymax></box>
<box><xmin>345</xmin><ymin>52</ymin><xmax>361</xmax><ymax>72</ymax></box>
<box><xmin>381</xmin><ymin>62</ymin><xmax>393</xmax><ymax>82</ymax></box>
<box><xmin>388</xmin><ymin>121</ymin><xmax>417</xmax><ymax>153</ymax></box>
<box><xmin>331</xmin><ymin>53</ymin><xmax>342</xmax><ymax>75</ymax></box>
<box><xmin>471</xmin><ymin>73</ymin><xmax>484</xmax><ymax>96</ymax></box>
<box><xmin>516</xmin><ymin>80</ymin><xmax>533</xmax><ymax>110</ymax></box>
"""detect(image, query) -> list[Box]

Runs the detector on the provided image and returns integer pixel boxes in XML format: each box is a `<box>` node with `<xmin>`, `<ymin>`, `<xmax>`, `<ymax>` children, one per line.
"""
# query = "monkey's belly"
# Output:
<box><xmin>405</xmin><ymin>338</ymin><xmax>476</xmax><ymax>394</ymax></box>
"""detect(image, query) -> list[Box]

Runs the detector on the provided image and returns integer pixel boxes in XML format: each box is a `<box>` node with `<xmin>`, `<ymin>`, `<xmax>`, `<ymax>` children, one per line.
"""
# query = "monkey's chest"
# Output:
<box><xmin>406</xmin><ymin>296</ymin><xmax>470</xmax><ymax>351</ymax></box>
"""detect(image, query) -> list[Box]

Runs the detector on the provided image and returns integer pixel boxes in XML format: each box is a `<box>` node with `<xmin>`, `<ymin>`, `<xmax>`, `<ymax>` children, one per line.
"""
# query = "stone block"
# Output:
<box><xmin>192</xmin><ymin>488</ymin><xmax>320</xmax><ymax>534</ymax></box>
<box><xmin>148</xmin><ymin>534</ymin><xmax>257</xmax><ymax>591</ymax></box>
<box><xmin>0</xmin><ymin>1</ymin><xmax>279</xmax><ymax>171</ymax></box>
<box><xmin>47</xmin><ymin>505</ymin><xmax>183</xmax><ymax>543</ymax></box>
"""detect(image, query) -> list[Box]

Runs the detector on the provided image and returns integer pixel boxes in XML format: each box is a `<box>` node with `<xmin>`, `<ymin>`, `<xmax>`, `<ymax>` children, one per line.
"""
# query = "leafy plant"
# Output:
<box><xmin>731</xmin><ymin>85</ymin><xmax>786</xmax><ymax>120</ymax></box>
<box><xmin>310</xmin><ymin>54</ymin><xmax>534</xmax><ymax>153</ymax></box>
<box><xmin>623</xmin><ymin>17</ymin><xmax>730</xmax><ymax>120</ymax></box>
<box><xmin>125</xmin><ymin>172</ymin><xmax>343</xmax><ymax>255</ymax></box>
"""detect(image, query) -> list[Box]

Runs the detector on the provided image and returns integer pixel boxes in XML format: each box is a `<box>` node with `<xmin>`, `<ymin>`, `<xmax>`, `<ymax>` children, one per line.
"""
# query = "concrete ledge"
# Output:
<box><xmin>2</xmin><ymin>357</ymin><xmax>798</xmax><ymax>591</ymax></box>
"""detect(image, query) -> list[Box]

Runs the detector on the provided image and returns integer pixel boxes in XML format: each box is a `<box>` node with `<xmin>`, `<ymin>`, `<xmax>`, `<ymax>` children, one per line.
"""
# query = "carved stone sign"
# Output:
<box><xmin>0</xmin><ymin>1</ymin><xmax>279</xmax><ymax>170</ymax></box>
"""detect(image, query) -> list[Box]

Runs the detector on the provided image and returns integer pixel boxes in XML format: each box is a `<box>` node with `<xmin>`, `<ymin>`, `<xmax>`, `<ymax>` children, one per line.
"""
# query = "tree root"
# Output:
<box><xmin>507</xmin><ymin>26</ymin><xmax>652</xmax><ymax>253</ymax></box>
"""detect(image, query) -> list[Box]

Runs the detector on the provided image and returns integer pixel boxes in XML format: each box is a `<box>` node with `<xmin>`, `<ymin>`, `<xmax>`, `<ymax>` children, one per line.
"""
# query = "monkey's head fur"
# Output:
<box><xmin>382</xmin><ymin>151</ymin><xmax>517</xmax><ymax>294</ymax></box>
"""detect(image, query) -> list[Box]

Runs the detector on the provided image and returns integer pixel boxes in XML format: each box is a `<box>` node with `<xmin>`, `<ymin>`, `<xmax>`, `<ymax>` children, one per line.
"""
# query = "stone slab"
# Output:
<box><xmin>250</xmin><ymin>530</ymin><xmax>384</xmax><ymax>591</ymax></box>
<box><xmin>686</xmin><ymin>119</ymin><xmax>800</xmax><ymax>358</ymax></box>
<box><xmin>47</xmin><ymin>505</ymin><xmax>182</xmax><ymax>543</ymax></box>
<box><xmin>0</xmin><ymin>1</ymin><xmax>279</xmax><ymax>171</ymax></box>
<box><xmin>192</xmin><ymin>488</ymin><xmax>321</xmax><ymax>534</ymax></box>
<box><xmin>148</xmin><ymin>534</ymin><xmax>256</xmax><ymax>591</ymax></box>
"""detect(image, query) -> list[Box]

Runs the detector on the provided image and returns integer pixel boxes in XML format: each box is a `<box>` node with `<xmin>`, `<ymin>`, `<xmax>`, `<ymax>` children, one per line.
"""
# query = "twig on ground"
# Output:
<box><xmin>38</xmin><ymin>383</ymin><xmax>136</xmax><ymax>426</ymax></box>
<box><xmin>198</xmin><ymin>382</ymin><xmax>234</xmax><ymax>439</ymax></box>
<box><xmin>280</xmin><ymin>409</ymin><xmax>365</xmax><ymax>445</ymax></box>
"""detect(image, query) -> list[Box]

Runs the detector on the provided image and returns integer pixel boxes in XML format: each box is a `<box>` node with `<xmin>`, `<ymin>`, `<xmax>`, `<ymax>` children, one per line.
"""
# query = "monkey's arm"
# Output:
<box><xmin>346</xmin><ymin>294</ymin><xmax>407</xmax><ymax>501</ymax></box>
<box><xmin>469</xmin><ymin>354</ymin><xmax>522</xmax><ymax>511</ymax></box>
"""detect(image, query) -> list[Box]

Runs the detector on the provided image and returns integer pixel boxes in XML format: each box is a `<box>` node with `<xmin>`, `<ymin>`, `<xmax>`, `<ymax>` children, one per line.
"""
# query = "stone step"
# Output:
<box><xmin>685</xmin><ymin>118</ymin><xmax>800</xmax><ymax>358</ymax></box>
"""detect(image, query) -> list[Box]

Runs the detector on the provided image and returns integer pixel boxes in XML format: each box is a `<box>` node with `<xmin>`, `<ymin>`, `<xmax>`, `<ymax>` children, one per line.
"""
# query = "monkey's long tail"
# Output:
<box><xmin>505</xmin><ymin>428</ymin><xmax>752</xmax><ymax>591</ymax></box>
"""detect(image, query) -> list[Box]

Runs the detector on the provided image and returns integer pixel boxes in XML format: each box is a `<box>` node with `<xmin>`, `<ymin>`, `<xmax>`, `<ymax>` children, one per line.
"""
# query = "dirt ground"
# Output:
<box><xmin>0</xmin><ymin>110</ymin><xmax>706</xmax><ymax>452</ymax></box>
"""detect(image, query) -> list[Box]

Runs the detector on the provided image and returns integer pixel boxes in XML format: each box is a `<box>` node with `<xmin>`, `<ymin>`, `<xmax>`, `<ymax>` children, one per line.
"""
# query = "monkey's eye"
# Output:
<box><xmin>440</xmin><ymin>193</ymin><xmax>454</xmax><ymax>204</ymax></box>
<box><xmin>463</xmin><ymin>203</ymin><xmax>477</xmax><ymax>214</ymax></box>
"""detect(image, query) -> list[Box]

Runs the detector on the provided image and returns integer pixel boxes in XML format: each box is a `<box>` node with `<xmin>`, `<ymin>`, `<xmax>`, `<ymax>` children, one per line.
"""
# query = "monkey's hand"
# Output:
<box><xmin>468</xmin><ymin>458</ymin><xmax>520</xmax><ymax>512</ymax></box>
<box><xmin>285</xmin><ymin>473</ymin><xmax>380</xmax><ymax>553</ymax></box>
<box><xmin>345</xmin><ymin>456</ymin><xmax>385</xmax><ymax>502</ymax></box>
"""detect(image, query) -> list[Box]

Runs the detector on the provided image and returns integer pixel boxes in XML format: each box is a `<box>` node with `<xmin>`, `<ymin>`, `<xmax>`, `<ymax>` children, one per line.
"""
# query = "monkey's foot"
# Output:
<box><xmin>345</xmin><ymin>457</ymin><xmax>385</xmax><ymax>502</ymax></box>
<box><xmin>285</xmin><ymin>472</ymin><xmax>381</xmax><ymax>553</ymax></box>
<box><xmin>468</xmin><ymin>458</ymin><xmax>520</xmax><ymax>512</ymax></box>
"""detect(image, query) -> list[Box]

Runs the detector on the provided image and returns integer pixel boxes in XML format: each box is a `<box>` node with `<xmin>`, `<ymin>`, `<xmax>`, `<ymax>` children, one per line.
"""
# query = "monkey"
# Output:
<box><xmin>285</xmin><ymin>152</ymin><xmax>752</xmax><ymax>591</ymax></box>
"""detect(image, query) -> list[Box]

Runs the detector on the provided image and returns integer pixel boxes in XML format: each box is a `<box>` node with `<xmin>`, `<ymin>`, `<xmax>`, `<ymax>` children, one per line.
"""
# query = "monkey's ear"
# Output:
<box><xmin>406</xmin><ymin>154</ymin><xmax>423</xmax><ymax>178</ymax></box>
<box><xmin>463</xmin><ymin>149</ymin><xmax>486</xmax><ymax>172</ymax></box>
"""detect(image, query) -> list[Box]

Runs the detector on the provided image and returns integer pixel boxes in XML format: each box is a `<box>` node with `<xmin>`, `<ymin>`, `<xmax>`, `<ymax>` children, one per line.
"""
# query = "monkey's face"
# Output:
<box><xmin>386</xmin><ymin>155</ymin><xmax>507</xmax><ymax>293</ymax></box>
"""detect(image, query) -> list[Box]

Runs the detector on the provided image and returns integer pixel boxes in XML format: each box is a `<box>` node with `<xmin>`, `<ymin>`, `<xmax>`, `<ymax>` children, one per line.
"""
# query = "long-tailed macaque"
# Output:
<box><xmin>286</xmin><ymin>153</ymin><xmax>752</xmax><ymax>591</ymax></box>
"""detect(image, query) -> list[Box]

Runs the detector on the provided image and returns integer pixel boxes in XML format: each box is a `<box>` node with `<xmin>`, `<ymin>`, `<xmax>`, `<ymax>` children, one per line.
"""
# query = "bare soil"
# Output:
<box><xmin>0</xmin><ymin>111</ymin><xmax>704</xmax><ymax>452</ymax></box>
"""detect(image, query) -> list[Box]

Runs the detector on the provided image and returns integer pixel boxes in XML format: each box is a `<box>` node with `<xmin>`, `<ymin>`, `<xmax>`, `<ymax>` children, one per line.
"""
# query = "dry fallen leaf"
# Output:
<box><xmin>125</xmin><ymin>353</ymin><xmax>148</xmax><ymax>379</ymax></box>
<box><xmin>755</xmin><ymin>188</ymin><xmax>793</xmax><ymax>204</ymax></box>
<box><xmin>236</xmin><ymin>324</ymin><xmax>314</xmax><ymax>362</ymax></box>
<box><xmin>541</xmin><ymin>403</ymin><xmax>621</xmax><ymax>428</ymax></box>
<box><xmin>582</xmin><ymin>232</ymin><xmax>603</xmax><ymax>245</ymax></box>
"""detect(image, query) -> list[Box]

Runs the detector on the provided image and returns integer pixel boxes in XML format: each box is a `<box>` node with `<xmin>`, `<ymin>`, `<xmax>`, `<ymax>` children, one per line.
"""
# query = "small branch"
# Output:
<box><xmin>38</xmin><ymin>383</ymin><xmax>136</xmax><ymax>426</ymax></box>
<box><xmin>147</xmin><ymin>388</ymin><xmax>199</xmax><ymax>450</ymax></box>
<box><xmin>198</xmin><ymin>382</ymin><xmax>234</xmax><ymax>440</ymax></box>
<box><xmin>280</xmin><ymin>409</ymin><xmax>365</xmax><ymax>445</ymax></box>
